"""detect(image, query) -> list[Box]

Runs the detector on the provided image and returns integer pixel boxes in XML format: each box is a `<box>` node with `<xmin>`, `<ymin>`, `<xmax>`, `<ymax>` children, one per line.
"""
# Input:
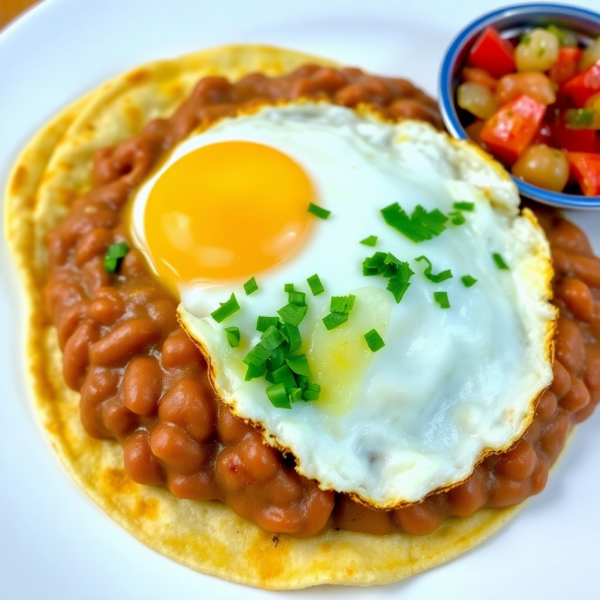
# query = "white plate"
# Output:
<box><xmin>1</xmin><ymin>1</ymin><xmax>599</xmax><ymax>598</ymax></box>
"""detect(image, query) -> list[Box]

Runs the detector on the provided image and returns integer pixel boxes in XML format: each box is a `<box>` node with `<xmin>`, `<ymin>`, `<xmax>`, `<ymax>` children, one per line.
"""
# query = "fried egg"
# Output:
<box><xmin>130</xmin><ymin>103</ymin><xmax>556</xmax><ymax>508</ymax></box>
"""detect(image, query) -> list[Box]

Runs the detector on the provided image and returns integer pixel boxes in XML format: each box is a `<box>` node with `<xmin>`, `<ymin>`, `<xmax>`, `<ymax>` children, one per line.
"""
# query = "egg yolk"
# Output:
<box><xmin>144</xmin><ymin>141</ymin><xmax>316</xmax><ymax>289</ymax></box>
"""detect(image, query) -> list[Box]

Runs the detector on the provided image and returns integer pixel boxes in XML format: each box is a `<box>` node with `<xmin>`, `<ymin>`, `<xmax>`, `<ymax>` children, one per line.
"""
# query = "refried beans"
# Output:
<box><xmin>44</xmin><ymin>64</ymin><xmax>600</xmax><ymax>537</ymax></box>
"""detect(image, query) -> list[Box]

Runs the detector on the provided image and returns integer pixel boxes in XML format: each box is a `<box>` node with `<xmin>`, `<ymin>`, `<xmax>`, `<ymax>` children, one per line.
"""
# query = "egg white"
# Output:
<box><xmin>133</xmin><ymin>103</ymin><xmax>556</xmax><ymax>508</ymax></box>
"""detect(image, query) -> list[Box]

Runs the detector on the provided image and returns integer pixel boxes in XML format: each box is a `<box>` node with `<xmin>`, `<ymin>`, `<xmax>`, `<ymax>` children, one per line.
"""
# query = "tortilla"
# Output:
<box><xmin>5</xmin><ymin>44</ymin><xmax>524</xmax><ymax>589</ymax></box>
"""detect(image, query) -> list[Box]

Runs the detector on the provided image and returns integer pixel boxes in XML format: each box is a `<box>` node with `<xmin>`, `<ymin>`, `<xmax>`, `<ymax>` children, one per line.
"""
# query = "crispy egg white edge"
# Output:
<box><xmin>161</xmin><ymin>104</ymin><xmax>556</xmax><ymax>509</ymax></box>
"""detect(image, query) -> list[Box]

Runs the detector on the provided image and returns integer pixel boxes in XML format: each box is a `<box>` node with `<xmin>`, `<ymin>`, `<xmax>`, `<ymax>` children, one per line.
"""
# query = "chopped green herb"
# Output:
<box><xmin>243</xmin><ymin>277</ymin><xmax>258</xmax><ymax>295</ymax></box>
<box><xmin>284</xmin><ymin>283</ymin><xmax>295</xmax><ymax>293</ymax></box>
<box><xmin>387</xmin><ymin>262</ymin><xmax>414</xmax><ymax>304</ymax></box>
<box><xmin>453</xmin><ymin>201</ymin><xmax>475</xmax><ymax>211</ymax></box>
<box><xmin>302</xmin><ymin>382</ymin><xmax>321</xmax><ymax>401</ymax></box>
<box><xmin>286</xmin><ymin>354</ymin><xmax>312</xmax><ymax>377</ymax></box>
<box><xmin>261</xmin><ymin>325</ymin><xmax>286</xmax><ymax>351</ymax></box>
<box><xmin>268</xmin><ymin>345</ymin><xmax>285</xmax><ymax>371</ymax></box>
<box><xmin>308</xmin><ymin>202</ymin><xmax>331</xmax><ymax>220</ymax></box>
<box><xmin>492</xmin><ymin>253</ymin><xmax>509</xmax><ymax>270</ymax></box>
<box><xmin>434</xmin><ymin>291</ymin><xmax>451</xmax><ymax>309</ymax></box>
<box><xmin>266</xmin><ymin>383</ymin><xmax>291</xmax><ymax>409</ymax></box>
<box><xmin>415</xmin><ymin>255</ymin><xmax>453</xmax><ymax>283</ymax></box>
<box><xmin>323</xmin><ymin>294</ymin><xmax>356</xmax><ymax>330</ymax></box>
<box><xmin>566</xmin><ymin>108</ymin><xmax>596</xmax><ymax>129</ymax></box>
<box><xmin>307</xmin><ymin>274</ymin><xmax>325</xmax><ymax>296</ymax></box>
<box><xmin>256</xmin><ymin>316</ymin><xmax>279</xmax><ymax>332</ymax></box>
<box><xmin>245</xmin><ymin>362</ymin><xmax>267</xmax><ymax>381</ymax></box>
<box><xmin>381</xmin><ymin>203</ymin><xmax>448</xmax><ymax>243</ymax></box>
<box><xmin>449</xmin><ymin>210</ymin><xmax>466</xmax><ymax>226</ymax></box>
<box><xmin>225</xmin><ymin>326</ymin><xmax>241</xmax><ymax>348</ymax></box>
<box><xmin>282</xmin><ymin>322</ymin><xmax>302</xmax><ymax>353</ymax></box>
<box><xmin>362</xmin><ymin>250</ymin><xmax>414</xmax><ymax>303</ymax></box>
<box><xmin>521</xmin><ymin>34</ymin><xmax>532</xmax><ymax>46</ymax></box>
<box><xmin>104</xmin><ymin>242</ymin><xmax>129</xmax><ymax>273</ymax></box>
<box><xmin>278</xmin><ymin>303</ymin><xmax>308</xmax><ymax>326</ymax></box>
<box><xmin>211</xmin><ymin>293</ymin><xmax>240</xmax><ymax>323</ymax></box>
<box><xmin>289</xmin><ymin>387</ymin><xmax>303</xmax><ymax>403</ymax></box>
<box><xmin>322</xmin><ymin>312</ymin><xmax>349</xmax><ymax>330</ymax></box>
<box><xmin>272</xmin><ymin>364</ymin><xmax>298</xmax><ymax>390</ymax></box>
<box><xmin>330</xmin><ymin>294</ymin><xmax>356</xmax><ymax>314</ymax></box>
<box><xmin>288</xmin><ymin>290</ymin><xmax>307</xmax><ymax>307</ymax></box>
<box><xmin>364</xmin><ymin>329</ymin><xmax>385</xmax><ymax>352</ymax></box>
<box><xmin>461</xmin><ymin>275</ymin><xmax>478</xmax><ymax>288</ymax></box>
<box><xmin>537</xmin><ymin>47</ymin><xmax>545</xmax><ymax>57</ymax></box>
<box><xmin>360</xmin><ymin>235</ymin><xmax>378</xmax><ymax>247</ymax></box>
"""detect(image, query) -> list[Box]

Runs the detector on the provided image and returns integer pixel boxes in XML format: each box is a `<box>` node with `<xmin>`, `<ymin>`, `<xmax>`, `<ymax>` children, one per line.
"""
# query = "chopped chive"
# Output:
<box><xmin>104</xmin><ymin>242</ymin><xmax>129</xmax><ymax>273</ymax></box>
<box><xmin>307</xmin><ymin>274</ymin><xmax>325</xmax><ymax>296</ymax></box>
<box><xmin>492</xmin><ymin>253</ymin><xmax>509</xmax><ymax>270</ymax></box>
<box><xmin>272</xmin><ymin>364</ymin><xmax>297</xmax><ymax>390</ymax></box>
<box><xmin>289</xmin><ymin>387</ymin><xmax>303</xmax><ymax>403</ymax></box>
<box><xmin>449</xmin><ymin>210</ymin><xmax>466</xmax><ymax>226</ymax></box>
<box><xmin>308</xmin><ymin>202</ymin><xmax>331</xmax><ymax>220</ymax></box>
<box><xmin>364</xmin><ymin>329</ymin><xmax>385</xmax><ymax>352</ymax></box>
<box><xmin>381</xmin><ymin>203</ymin><xmax>447</xmax><ymax>243</ymax></box>
<box><xmin>286</xmin><ymin>354</ymin><xmax>312</xmax><ymax>377</ymax></box>
<box><xmin>360</xmin><ymin>235</ymin><xmax>378</xmax><ymax>247</ymax></box>
<box><xmin>415</xmin><ymin>255</ymin><xmax>453</xmax><ymax>283</ymax></box>
<box><xmin>284</xmin><ymin>283</ymin><xmax>295</xmax><ymax>293</ymax></box>
<box><xmin>268</xmin><ymin>346</ymin><xmax>285</xmax><ymax>371</ymax></box>
<box><xmin>453</xmin><ymin>201</ymin><xmax>475</xmax><ymax>211</ymax></box>
<box><xmin>302</xmin><ymin>382</ymin><xmax>321</xmax><ymax>401</ymax></box>
<box><xmin>461</xmin><ymin>275</ymin><xmax>478</xmax><ymax>288</ymax></box>
<box><xmin>288</xmin><ymin>290</ymin><xmax>307</xmax><ymax>306</ymax></box>
<box><xmin>261</xmin><ymin>325</ymin><xmax>286</xmax><ymax>351</ymax></box>
<box><xmin>362</xmin><ymin>250</ymin><xmax>414</xmax><ymax>303</ymax></box>
<box><xmin>256</xmin><ymin>316</ymin><xmax>279</xmax><ymax>332</ymax></box>
<box><xmin>266</xmin><ymin>383</ymin><xmax>291</xmax><ymax>409</ymax></box>
<box><xmin>283</xmin><ymin>323</ymin><xmax>301</xmax><ymax>353</ymax></box>
<box><xmin>323</xmin><ymin>312</ymin><xmax>349</xmax><ymax>330</ymax></box>
<box><xmin>245</xmin><ymin>362</ymin><xmax>267</xmax><ymax>381</ymax></box>
<box><xmin>330</xmin><ymin>294</ymin><xmax>356</xmax><ymax>314</ymax></box>
<box><xmin>243</xmin><ymin>277</ymin><xmax>258</xmax><ymax>295</ymax></box>
<box><xmin>211</xmin><ymin>293</ymin><xmax>240</xmax><ymax>323</ymax></box>
<box><xmin>278</xmin><ymin>303</ymin><xmax>308</xmax><ymax>326</ymax></box>
<box><xmin>243</xmin><ymin>343</ymin><xmax>272</xmax><ymax>369</ymax></box>
<box><xmin>225</xmin><ymin>326</ymin><xmax>241</xmax><ymax>348</ymax></box>
<box><xmin>434</xmin><ymin>291</ymin><xmax>451</xmax><ymax>309</ymax></box>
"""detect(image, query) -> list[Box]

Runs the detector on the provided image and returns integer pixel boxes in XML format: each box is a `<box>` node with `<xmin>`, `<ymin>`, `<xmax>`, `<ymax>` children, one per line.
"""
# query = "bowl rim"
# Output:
<box><xmin>438</xmin><ymin>2</ymin><xmax>600</xmax><ymax>210</ymax></box>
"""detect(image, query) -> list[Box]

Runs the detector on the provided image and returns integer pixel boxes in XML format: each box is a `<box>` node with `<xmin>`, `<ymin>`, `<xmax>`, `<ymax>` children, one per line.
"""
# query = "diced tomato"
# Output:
<box><xmin>567</xmin><ymin>152</ymin><xmax>600</xmax><ymax>196</ymax></box>
<box><xmin>550</xmin><ymin>117</ymin><xmax>599</xmax><ymax>153</ymax></box>
<box><xmin>534</xmin><ymin>123</ymin><xmax>552</xmax><ymax>145</ymax></box>
<box><xmin>467</xmin><ymin>27</ymin><xmax>516</xmax><ymax>79</ymax></box>
<box><xmin>549</xmin><ymin>47</ymin><xmax>582</xmax><ymax>86</ymax></box>
<box><xmin>563</xmin><ymin>60</ymin><xmax>600</xmax><ymax>107</ymax></box>
<box><xmin>480</xmin><ymin>94</ymin><xmax>546</xmax><ymax>164</ymax></box>
<box><xmin>461</xmin><ymin>67</ymin><xmax>498</xmax><ymax>90</ymax></box>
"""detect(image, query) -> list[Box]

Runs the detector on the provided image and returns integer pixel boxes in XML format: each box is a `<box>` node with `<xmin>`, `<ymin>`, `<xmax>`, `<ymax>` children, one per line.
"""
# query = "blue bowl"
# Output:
<box><xmin>439</xmin><ymin>3</ymin><xmax>600</xmax><ymax>210</ymax></box>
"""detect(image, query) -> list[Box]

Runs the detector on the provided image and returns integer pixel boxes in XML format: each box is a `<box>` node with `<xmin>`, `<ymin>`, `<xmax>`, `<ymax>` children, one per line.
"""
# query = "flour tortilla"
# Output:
<box><xmin>5</xmin><ymin>44</ymin><xmax>524</xmax><ymax>589</ymax></box>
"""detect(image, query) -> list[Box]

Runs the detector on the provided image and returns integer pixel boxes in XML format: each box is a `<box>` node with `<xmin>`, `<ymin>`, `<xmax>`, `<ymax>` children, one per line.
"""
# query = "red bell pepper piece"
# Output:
<box><xmin>563</xmin><ymin>60</ymin><xmax>600</xmax><ymax>107</ymax></box>
<box><xmin>549</xmin><ymin>47</ymin><xmax>583</xmax><ymax>85</ymax></box>
<box><xmin>480</xmin><ymin>94</ymin><xmax>547</xmax><ymax>164</ymax></box>
<box><xmin>550</xmin><ymin>117</ymin><xmax>599</xmax><ymax>153</ymax></box>
<box><xmin>467</xmin><ymin>27</ymin><xmax>516</xmax><ymax>79</ymax></box>
<box><xmin>567</xmin><ymin>152</ymin><xmax>600</xmax><ymax>196</ymax></box>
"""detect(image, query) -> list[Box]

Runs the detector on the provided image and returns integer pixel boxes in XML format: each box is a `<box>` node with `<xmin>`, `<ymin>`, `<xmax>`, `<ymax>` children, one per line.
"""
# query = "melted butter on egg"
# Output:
<box><xmin>308</xmin><ymin>287</ymin><xmax>392</xmax><ymax>417</ymax></box>
<box><xmin>143</xmin><ymin>140</ymin><xmax>315</xmax><ymax>290</ymax></box>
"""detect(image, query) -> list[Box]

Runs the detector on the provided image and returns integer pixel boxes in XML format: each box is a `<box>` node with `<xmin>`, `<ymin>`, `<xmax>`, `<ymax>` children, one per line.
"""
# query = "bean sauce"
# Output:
<box><xmin>44</xmin><ymin>65</ymin><xmax>599</xmax><ymax>537</ymax></box>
